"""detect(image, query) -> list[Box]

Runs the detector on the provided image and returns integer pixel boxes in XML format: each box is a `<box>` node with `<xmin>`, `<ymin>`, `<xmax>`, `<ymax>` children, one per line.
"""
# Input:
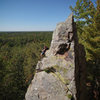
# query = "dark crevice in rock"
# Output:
<box><xmin>38</xmin><ymin>94</ymin><xmax>40</xmax><ymax>99</ymax></box>
<box><xmin>71</xmin><ymin>96</ymin><xmax>75</xmax><ymax>100</ymax></box>
<box><xmin>55</xmin><ymin>43</ymin><xmax>71</xmax><ymax>55</ymax></box>
<box><xmin>68</xmin><ymin>31</ymin><xmax>74</xmax><ymax>42</ymax></box>
<box><xmin>44</xmin><ymin>67</ymin><xmax>56</xmax><ymax>73</ymax></box>
<box><xmin>36</xmin><ymin>67</ymin><xmax>56</xmax><ymax>74</ymax></box>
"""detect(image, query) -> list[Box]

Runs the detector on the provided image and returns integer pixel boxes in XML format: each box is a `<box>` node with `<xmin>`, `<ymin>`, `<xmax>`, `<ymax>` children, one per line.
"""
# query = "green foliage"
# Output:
<box><xmin>0</xmin><ymin>32</ymin><xmax>52</xmax><ymax>100</ymax></box>
<box><xmin>70</xmin><ymin>0</ymin><xmax>96</xmax><ymax>35</ymax></box>
<box><xmin>70</xmin><ymin>0</ymin><xmax>95</xmax><ymax>23</ymax></box>
<box><xmin>70</xmin><ymin>0</ymin><xmax>100</xmax><ymax>99</ymax></box>
<box><xmin>67</xmin><ymin>94</ymin><xmax>73</xmax><ymax>99</ymax></box>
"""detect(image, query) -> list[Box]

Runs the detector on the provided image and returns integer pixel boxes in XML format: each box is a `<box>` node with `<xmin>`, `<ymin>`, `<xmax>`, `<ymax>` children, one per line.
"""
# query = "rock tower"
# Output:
<box><xmin>25</xmin><ymin>14</ymin><xmax>86</xmax><ymax>100</ymax></box>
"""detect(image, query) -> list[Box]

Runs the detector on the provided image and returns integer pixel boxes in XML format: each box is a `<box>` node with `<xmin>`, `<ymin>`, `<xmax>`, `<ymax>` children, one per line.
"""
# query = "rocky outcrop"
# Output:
<box><xmin>25</xmin><ymin>14</ymin><xmax>86</xmax><ymax>100</ymax></box>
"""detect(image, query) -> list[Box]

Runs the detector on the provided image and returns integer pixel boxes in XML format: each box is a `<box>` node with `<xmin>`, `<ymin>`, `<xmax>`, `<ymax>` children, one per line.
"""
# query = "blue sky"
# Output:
<box><xmin>0</xmin><ymin>0</ymin><xmax>96</xmax><ymax>31</ymax></box>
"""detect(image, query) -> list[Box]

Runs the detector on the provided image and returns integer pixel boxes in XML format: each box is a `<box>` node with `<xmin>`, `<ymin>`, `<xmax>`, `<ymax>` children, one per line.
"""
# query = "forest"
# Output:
<box><xmin>0</xmin><ymin>32</ymin><xmax>52</xmax><ymax>100</ymax></box>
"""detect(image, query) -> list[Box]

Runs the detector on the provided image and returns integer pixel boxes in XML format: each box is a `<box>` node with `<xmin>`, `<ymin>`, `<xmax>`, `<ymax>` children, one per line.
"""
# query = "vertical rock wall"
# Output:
<box><xmin>25</xmin><ymin>14</ymin><xmax>86</xmax><ymax>100</ymax></box>
<box><xmin>74</xmin><ymin>23</ymin><xmax>87</xmax><ymax>100</ymax></box>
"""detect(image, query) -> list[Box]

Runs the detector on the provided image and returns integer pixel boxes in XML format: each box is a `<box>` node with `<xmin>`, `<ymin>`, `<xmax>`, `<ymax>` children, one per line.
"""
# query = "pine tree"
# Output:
<box><xmin>81</xmin><ymin>0</ymin><xmax>100</xmax><ymax>61</ymax></box>
<box><xmin>94</xmin><ymin>0</ymin><xmax>100</xmax><ymax>30</ymax></box>
<box><xmin>70</xmin><ymin>0</ymin><xmax>96</xmax><ymax>35</ymax></box>
<box><xmin>70</xmin><ymin>0</ymin><xmax>100</xmax><ymax>99</ymax></box>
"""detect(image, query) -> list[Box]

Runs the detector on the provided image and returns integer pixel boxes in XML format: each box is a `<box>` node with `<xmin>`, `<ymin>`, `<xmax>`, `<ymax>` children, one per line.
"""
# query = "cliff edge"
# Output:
<box><xmin>25</xmin><ymin>14</ymin><xmax>86</xmax><ymax>100</ymax></box>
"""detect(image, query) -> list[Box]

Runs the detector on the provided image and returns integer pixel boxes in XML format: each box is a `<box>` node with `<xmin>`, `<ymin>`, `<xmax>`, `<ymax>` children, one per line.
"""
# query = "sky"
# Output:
<box><xmin>0</xmin><ymin>0</ymin><xmax>96</xmax><ymax>31</ymax></box>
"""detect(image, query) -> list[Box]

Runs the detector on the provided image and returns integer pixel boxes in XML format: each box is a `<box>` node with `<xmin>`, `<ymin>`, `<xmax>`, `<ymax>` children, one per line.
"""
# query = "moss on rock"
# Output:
<box><xmin>67</xmin><ymin>94</ymin><xmax>73</xmax><ymax>99</ymax></box>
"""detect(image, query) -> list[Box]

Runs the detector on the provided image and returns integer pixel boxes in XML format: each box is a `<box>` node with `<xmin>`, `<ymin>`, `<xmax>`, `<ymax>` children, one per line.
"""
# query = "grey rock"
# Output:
<box><xmin>25</xmin><ymin>14</ymin><xmax>76</xmax><ymax>100</ymax></box>
<box><xmin>25</xmin><ymin>14</ymin><xmax>87</xmax><ymax>100</ymax></box>
<box><xmin>25</xmin><ymin>72</ymin><xmax>68</xmax><ymax>100</ymax></box>
<box><xmin>49</xmin><ymin>14</ymin><xmax>74</xmax><ymax>55</ymax></box>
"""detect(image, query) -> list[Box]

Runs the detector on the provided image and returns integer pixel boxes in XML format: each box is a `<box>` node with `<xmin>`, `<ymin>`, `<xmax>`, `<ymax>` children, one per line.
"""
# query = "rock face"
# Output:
<box><xmin>25</xmin><ymin>14</ymin><xmax>86</xmax><ymax>100</ymax></box>
<box><xmin>47</xmin><ymin>14</ymin><xmax>74</xmax><ymax>56</ymax></box>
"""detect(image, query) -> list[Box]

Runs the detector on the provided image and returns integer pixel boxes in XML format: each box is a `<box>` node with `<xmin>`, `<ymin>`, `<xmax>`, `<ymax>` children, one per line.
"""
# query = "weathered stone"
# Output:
<box><xmin>48</xmin><ymin>14</ymin><xmax>74</xmax><ymax>56</ymax></box>
<box><xmin>25</xmin><ymin>14</ymin><xmax>87</xmax><ymax>100</ymax></box>
<box><xmin>25</xmin><ymin>14</ymin><xmax>76</xmax><ymax>100</ymax></box>
<box><xmin>25</xmin><ymin>72</ymin><xmax>68</xmax><ymax>100</ymax></box>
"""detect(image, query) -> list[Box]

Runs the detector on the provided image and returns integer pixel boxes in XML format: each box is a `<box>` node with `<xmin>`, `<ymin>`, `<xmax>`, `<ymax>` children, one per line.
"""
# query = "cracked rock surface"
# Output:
<box><xmin>25</xmin><ymin>14</ymin><xmax>82</xmax><ymax>100</ymax></box>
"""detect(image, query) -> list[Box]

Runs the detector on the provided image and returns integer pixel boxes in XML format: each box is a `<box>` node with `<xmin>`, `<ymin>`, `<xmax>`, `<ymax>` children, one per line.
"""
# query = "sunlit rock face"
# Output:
<box><xmin>25</xmin><ymin>14</ymin><xmax>86</xmax><ymax>100</ymax></box>
<box><xmin>47</xmin><ymin>14</ymin><xmax>74</xmax><ymax>56</ymax></box>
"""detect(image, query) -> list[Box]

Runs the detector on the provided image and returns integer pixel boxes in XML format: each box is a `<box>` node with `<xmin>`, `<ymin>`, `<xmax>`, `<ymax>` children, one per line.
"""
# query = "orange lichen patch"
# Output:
<box><xmin>64</xmin><ymin>52</ymin><xmax>68</xmax><ymax>57</ymax></box>
<box><xmin>25</xmin><ymin>74</ymin><xmax>33</xmax><ymax>84</ymax></box>
<box><xmin>25</xmin><ymin>79</ymin><xmax>29</xmax><ymax>83</ymax></box>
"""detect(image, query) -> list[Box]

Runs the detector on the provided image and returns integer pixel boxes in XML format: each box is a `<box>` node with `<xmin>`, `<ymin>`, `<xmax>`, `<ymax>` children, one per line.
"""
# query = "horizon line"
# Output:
<box><xmin>0</xmin><ymin>30</ymin><xmax>53</xmax><ymax>32</ymax></box>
